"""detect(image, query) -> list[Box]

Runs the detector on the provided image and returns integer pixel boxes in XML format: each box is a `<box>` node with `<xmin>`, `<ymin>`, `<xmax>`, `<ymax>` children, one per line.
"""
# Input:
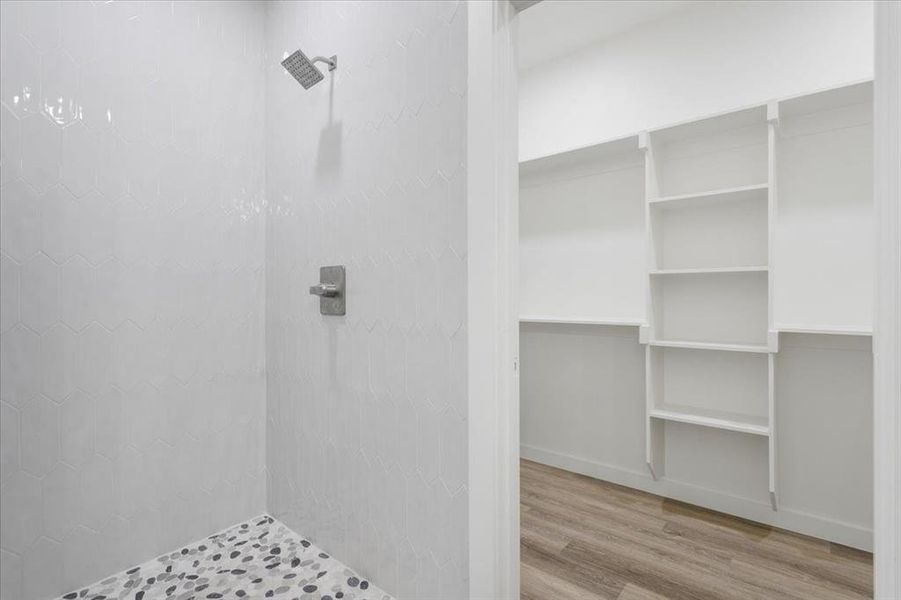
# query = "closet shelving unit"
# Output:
<box><xmin>638</xmin><ymin>102</ymin><xmax>779</xmax><ymax>509</ymax></box>
<box><xmin>519</xmin><ymin>79</ymin><xmax>874</xmax><ymax>515</ymax></box>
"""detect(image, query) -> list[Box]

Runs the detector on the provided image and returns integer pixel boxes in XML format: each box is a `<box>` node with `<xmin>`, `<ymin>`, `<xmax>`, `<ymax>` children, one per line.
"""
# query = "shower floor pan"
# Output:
<box><xmin>55</xmin><ymin>515</ymin><xmax>392</xmax><ymax>600</ymax></box>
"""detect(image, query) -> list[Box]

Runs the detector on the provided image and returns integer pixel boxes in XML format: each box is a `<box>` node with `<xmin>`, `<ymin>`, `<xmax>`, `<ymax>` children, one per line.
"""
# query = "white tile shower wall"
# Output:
<box><xmin>0</xmin><ymin>2</ymin><xmax>267</xmax><ymax>599</ymax></box>
<box><xmin>263</xmin><ymin>2</ymin><xmax>468</xmax><ymax>599</ymax></box>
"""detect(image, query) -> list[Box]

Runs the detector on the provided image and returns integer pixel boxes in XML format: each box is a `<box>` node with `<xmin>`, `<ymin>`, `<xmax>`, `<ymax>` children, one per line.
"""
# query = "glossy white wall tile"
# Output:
<box><xmin>0</xmin><ymin>2</ymin><xmax>267</xmax><ymax>598</ymax></box>
<box><xmin>263</xmin><ymin>2</ymin><xmax>468</xmax><ymax>598</ymax></box>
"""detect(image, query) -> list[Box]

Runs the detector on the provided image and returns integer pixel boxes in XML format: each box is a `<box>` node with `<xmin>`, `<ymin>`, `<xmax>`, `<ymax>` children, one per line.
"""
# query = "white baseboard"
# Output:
<box><xmin>521</xmin><ymin>444</ymin><xmax>873</xmax><ymax>551</ymax></box>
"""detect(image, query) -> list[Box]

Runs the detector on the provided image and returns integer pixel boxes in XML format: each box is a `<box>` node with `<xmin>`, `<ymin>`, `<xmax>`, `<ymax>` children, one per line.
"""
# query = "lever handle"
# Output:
<box><xmin>309</xmin><ymin>283</ymin><xmax>339</xmax><ymax>298</ymax></box>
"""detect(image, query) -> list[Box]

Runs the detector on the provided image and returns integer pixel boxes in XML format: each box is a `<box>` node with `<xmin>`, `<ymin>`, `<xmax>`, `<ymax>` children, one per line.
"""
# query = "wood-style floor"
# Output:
<box><xmin>520</xmin><ymin>460</ymin><xmax>873</xmax><ymax>600</ymax></box>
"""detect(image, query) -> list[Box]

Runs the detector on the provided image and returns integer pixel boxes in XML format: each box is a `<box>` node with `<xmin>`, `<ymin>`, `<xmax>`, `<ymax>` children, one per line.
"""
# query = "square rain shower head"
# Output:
<box><xmin>281</xmin><ymin>49</ymin><xmax>325</xmax><ymax>89</ymax></box>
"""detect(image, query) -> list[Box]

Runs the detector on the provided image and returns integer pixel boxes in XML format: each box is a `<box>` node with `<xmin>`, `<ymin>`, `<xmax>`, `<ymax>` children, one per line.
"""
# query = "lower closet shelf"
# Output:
<box><xmin>649</xmin><ymin>404</ymin><xmax>770</xmax><ymax>436</ymax></box>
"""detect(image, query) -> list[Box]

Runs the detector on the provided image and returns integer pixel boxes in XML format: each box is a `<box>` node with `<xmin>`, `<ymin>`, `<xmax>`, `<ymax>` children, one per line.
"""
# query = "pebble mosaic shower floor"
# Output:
<box><xmin>55</xmin><ymin>516</ymin><xmax>393</xmax><ymax>600</ymax></box>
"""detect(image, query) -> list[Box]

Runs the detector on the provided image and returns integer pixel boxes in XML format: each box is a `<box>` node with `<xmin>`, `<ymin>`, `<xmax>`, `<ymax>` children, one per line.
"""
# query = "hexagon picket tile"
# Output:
<box><xmin>447</xmin><ymin>488</ymin><xmax>468</xmax><ymax>570</ymax></box>
<box><xmin>60</xmin><ymin>121</ymin><xmax>98</xmax><ymax>197</ymax></box>
<box><xmin>0</xmin><ymin>253</ymin><xmax>19</xmax><ymax>334</ymax></box>
<box><xmin>20</xmin><ymin>114</ymin><xmax>61</xmax><ymax>193</ymax></box>
<box><xmin>0</xmin><ymin>548</ymin><xmax>23</xmax><ymax>600</ymax></box>
<box><xmin>111</xmin><ymin>320</ymin><xmax>146</xmax><ymax>390</ymax></box>
<box><xmin>77</xmin><ymin>191</ymin><xmax>115</xmax><ymax>266</ymax></box>
<box><xmin>415</xmin><ymin>551</ymin><xmax>442</xmax><ymax>600</ymax></box>
<box><xmin>95</xmin><ymin>136</ymin><xmax>130</xmax><ymax>206</ymax></box>
<box><xmin>112</xmin><ymin>78</ymin><xmax>145</xmax><ymax>144</ymax></box>
<box><xmin>0</xmin><ymin>400</ymin><xmax>20</xmax><ymax>484</ymax></box>
<box><xmin>0</xmin><ymin>31</ymin><xmax>42</xmax><ymax>118</ymax></box>
<box><xmin>59</xmin><ymin>526</ymin><xmax>102</xmax><ymax>599</ymax></box>
<box><xmin>423</xmin><ymin>327</ymin><xmax>450</xmax><ymax>411</ymax></box>
<box><xmin>0</xmin><ymin>178</ymin><xmax>42</xmax><ymax>263</ymax></box>
<box><xmin>39</xmin><ymin>47</ymin><xmax>80</xmax><ymax>127</ymax></box>
<box><xmin>23</xmin><ymin>537</ymin><xmax>63</xmax><ymax>600</ymax></box>
<box><xmin>395</xmin><ymin>537</ymin><xmax>419</xmax><ymax>600</ymax></box>
<box><xmin>448</xmin><ymin>329</ymin><xmax>466</xmax><ymax>417</ymax></box>
<box><xmin>439</xmin><ymin>408</ymin><xmax>466</xmax><ymax>495</ymax></box>
<box><xmin>41</xmin><ymin>461</ymin><xmax>80</xmax><ymax>543</ymax></box>
<box><xmin>60</xmin><ymin>0</ymin><xmax>96</xmax><ymax>66</ymax></box>
<box><xmin>20</xmin><ymin>393</ymin><xmax>60</xmax><ymax>477</ymax></box>
<box><xmin>74</xmin><ymin>322</ymin><xmax>113</xmax><ymax>394</ymax></box>
<box><xmin>125</xmin><ymin>381</ymin><xmax>162</xmax><ymax>451</ymax></box>
<box><xmin>59</xmin><ymin>389</ymin><xmax>94</xmax><ymax>468</ymax></box>
<box><xmin>143</xmin><ymin>78</ymin><xmax>175</xmax><ymax>150</ymax></box>
<box><xmin>0</xmin><ymin>470</ymin><xmax>43</xmax><ymax>554</ymax></box>
<box><xmin>112</xmin><ymin>445</ymin><xmax>143</xmax><ymax>518</ymax></box>
<box><xmin>77</xmin><ymin>58</ymin><xmax>114</xmax><ymax>133</ymax></box>
<box><xmin>78</xmin><ymin>455</ymin><xmax>115</xmax><ymax>534</ymax></box>
<box><xmin>58</xmin><ymin>255</ymin><xmax>95</xmax><ymax>331</ymax></box>
<box><xmin>20</xmin><ymin>0</ymin><xmax>61</xmax><ymax>53</ymax></box>
<box><xmin>19</xmin><ymin>252</ymin><xmax>61</xmax><ymax>334</ymax></box>
<box><xmin>437</xmin><ymin>249</ymin><xmax>465</xmax><ymax>336</ymax></box>
<box><xmin>446</xmin><ymin>171</ymin><xmax>467</xmax><ymax>258</ymax></box>
<box><xmin>39</xmin><ymin>323</ymin><xmax>78</xmax><ymax>402</ymax></box>
<box><xmin>415</xmin><ymin>402</ymin><xmax>441</xmax><ymax>484</ymax></box>
<box><xmin>38</xmin><ymin>184</ymin><xmax>80</xmax><ymax>264</ymax></box>
<box><xmin>0</xmin><ymin>103</ymin><xmax>21</xmax><ymax>186</ymax></box>
<box><xmin>0</xmin><ymin>324</ymin><xmax>42</xmax><ymax>407</ymax></box>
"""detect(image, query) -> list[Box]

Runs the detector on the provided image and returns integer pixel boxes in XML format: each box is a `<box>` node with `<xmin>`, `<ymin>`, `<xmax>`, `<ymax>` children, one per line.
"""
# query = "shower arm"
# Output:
<box><xmin>311</xmin><ymin>55</ymin><xmax>338</xmax><ymax>71</ymax></box>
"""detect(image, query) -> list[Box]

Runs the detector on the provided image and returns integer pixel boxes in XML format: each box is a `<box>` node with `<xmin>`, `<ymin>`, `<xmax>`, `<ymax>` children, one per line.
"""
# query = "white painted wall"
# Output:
<box><xmin>0</xmin><ymin>2</ymin><xmax>267</xmax><ymax>599</ymax></box>
<box><xmin>519</xmin><ymin>141</ymin><xmax>645</xmax><ymax>324</ymax></box>
<box><xmin>519</xmin><ymin>0</ymin><xmax>874</xmax><ymax>161</ymax></box>
<box><xmin>263</xmin><ymin>2</ymin><xmax>469</xmax><ymax>599</ymax></box>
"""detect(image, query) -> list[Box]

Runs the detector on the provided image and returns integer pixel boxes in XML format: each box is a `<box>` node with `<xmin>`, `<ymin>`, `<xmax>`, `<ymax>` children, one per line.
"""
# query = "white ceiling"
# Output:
<box><xmin>519</xmin><ymin>0</ymin><xmax>704</xmax><ymax>70</ymax></box>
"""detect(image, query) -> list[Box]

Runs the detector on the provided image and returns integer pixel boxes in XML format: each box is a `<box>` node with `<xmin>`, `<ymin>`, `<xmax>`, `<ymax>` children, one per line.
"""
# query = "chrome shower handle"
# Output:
<box><xmin>309</xmin><ymin>283</ymin><xmax>339</xmax><ymax>298</ymax></box>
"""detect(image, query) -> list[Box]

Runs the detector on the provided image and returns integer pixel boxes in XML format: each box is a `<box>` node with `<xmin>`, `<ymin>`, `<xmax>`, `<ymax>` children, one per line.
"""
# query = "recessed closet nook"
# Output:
<box><xmin>519</xmin><ymin>77</ymin><xmax>874</xmax><ymax>550</ymax></box>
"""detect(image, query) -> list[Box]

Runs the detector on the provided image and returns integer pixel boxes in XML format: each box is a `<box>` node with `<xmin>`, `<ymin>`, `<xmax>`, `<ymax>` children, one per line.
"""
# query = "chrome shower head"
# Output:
<box><xmin>281</xmin><ymin>49</ymin><xmax>337</xmax><ymax>90</ymax></box>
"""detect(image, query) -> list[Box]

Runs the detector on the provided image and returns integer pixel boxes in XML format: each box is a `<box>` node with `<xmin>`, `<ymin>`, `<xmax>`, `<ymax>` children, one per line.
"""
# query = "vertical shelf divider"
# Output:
<box><xmin>767</xmin><ymin>100</ymin><xmax>781</xmax><ymax>354</ymax></box>
<box><xmin>768</xmin><ymin>353</ymin><xmax>777</xmax><ymax>510</ymax></box>
<box><xmin>767</xmin><ymin>100</ymin><xmax>780</xmax><ymax>511</ymax></box>
<box><xmin>640</xmin><ymin>131</ymin><xmax>664</xmax><ymax>480</ymax></box>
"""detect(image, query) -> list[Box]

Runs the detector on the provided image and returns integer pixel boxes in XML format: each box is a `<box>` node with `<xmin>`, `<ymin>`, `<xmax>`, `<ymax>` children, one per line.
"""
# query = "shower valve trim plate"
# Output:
<box><xmin>310</xmin><ymin>265</ymin><xmax>346</xmax><ymax>315</ymax></box>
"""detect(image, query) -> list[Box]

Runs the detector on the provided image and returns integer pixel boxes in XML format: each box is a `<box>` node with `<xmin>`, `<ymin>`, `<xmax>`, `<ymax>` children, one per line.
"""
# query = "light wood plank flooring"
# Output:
<box><xmin>520</xmin><ymin>460</ymin><xmax>873</xmax><ymax>600</ymax></box>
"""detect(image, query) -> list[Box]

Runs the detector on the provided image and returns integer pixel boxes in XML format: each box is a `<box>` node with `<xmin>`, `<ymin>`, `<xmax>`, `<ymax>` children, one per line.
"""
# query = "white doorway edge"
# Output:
<box><xmin>467</xmin><ymin>1</ymin><xmax>520</xmax><ymax>598</ymax></box>
<box><xmin>874</xmin><ymin>2</ymin><xmax>901</xmax><ymax>598</ymax></box>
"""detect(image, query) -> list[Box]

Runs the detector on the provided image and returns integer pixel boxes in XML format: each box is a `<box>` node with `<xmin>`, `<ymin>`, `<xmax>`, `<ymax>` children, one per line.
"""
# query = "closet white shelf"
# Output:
<box><xmin>776</xmin><ymin>324</ymin><xmax>873</xmax><ymax>336</ymax></box>
<box><xmin>648</xmin><ymin>339</ymin><xmax>771</xmax><ymax>353</ymax></box>
<box><xmin>650</xmin><ymin>266</ymin><xmax>768</xmax><ymax>276</ymax></box>
<box><xmin>648</xmin><ymin>183</ymin><xmax>768</xmax><ymax>210</ymax></box>
<box><xmin>649</xmin><ymin>404</ymin><xmax>770</xmax><ymax>436</ymax></box>
<box><xmin>519</xmin><ymin>316</ymin><xmax>644</xmax><ymax>327</ymax></box>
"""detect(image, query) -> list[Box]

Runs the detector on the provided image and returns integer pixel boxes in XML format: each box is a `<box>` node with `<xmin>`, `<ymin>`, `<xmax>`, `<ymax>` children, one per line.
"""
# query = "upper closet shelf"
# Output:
<box><xmin>649</xmin><ymin>183</ymin><xmax>768</xmax><ymax>210</ymax></box>
<box><xmin>777</xmin><ymin>324</ymin><xmax>873</xmax><ymax>336</ymax></box>
<box><xmin>779</xmin><ymin>79</ymin><xmax>873</xmax><ymax>118</ymax></box>
<box><xmin>520</xmin><ymin>316</ymin><xmax>644</xmax><ymax>327</ymax></box>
